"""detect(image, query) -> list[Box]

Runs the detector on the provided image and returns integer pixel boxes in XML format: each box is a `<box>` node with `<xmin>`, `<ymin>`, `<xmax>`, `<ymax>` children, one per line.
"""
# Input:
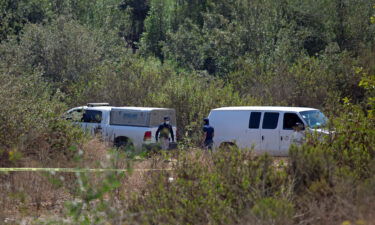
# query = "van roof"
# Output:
<box><xmin>212</xmin><ymin>106</ymin><xmax>318</xmax><ymax>112</ymax></box>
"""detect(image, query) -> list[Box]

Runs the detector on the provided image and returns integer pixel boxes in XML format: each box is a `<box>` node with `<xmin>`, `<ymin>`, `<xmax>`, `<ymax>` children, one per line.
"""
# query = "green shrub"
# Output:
<box><xmin>129</xmin><ymin>148</ymin><xmax>291</xmax><ymax>224</ymax></box>
<box><xmin>0</xmin><ymin>63</ymin><xmax>84</xmax><ymax>166</ymax></box>
<box><xmin>251</xmin><ymin>197</ymin><xmax>294</xmax><ymax>224</ymax></box>
<box><xmin>288</xmin><ymin>144</ymin><xmax>335</xmax><ymax>193</ymax></box>
<box><xmin>0</xmin><ymin>17</ymin><xmax>105</xmax><ymax>94</ymax></box>
<box><xmin>228</xmin><ymin>53</ymin><xmax>364</xmax><ymax>109</ymax></box>
<box><xmin>288</xmin><ymin>98</ymin><xmax>374</xmax><ymax>224</ymax></box>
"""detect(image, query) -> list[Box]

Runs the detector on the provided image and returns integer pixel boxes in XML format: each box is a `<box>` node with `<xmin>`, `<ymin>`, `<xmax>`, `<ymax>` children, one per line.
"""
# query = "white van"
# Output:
<box><xmin>208</xmin><ymin>106</ymin><xmax>328</xmax><ymax>156</ymax></box>
<box><xmin>65</xmin><ymin>103</ymin><xmax>177</xmax><ymax>151</ymax></box>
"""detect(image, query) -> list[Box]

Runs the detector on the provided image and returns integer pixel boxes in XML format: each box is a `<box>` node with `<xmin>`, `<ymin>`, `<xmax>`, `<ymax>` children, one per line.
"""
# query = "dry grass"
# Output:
<box><xmin>0</xmin><ymin>138</ymin><xmax>172</xmax><ymax>223</ymax></box>
<box><xmin>0</xmin><ymin>170</ymin><xmax>69</xmax><ymax>223</ymax></box>
<box><xmin>81</xmin><ymin>139</ymin><xmax>111</xmax><ymax>168</ymax></box>
<box><xmin>0</xmin><ymin>139</ymin><xmax>106</xmax><ymax>222</ymax></box>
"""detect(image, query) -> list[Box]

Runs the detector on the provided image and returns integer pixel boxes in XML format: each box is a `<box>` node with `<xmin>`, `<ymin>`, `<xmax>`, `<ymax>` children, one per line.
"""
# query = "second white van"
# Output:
<box><xmin>207</xmin><ymin>106</ymin><xmax>328</xmax><ymax>156</ymax></box>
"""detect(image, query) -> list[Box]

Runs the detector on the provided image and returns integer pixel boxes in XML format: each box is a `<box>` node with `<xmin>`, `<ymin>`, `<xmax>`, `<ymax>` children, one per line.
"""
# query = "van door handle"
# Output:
<box><xmin>262</xmin><ymin>135</ymin><xmax>264</xmax><ymax>141</ymax></box>
<box><xmin>281</xmin><ymin>136</ymin><xmax>283</xmax><ymax>141</ymax></box>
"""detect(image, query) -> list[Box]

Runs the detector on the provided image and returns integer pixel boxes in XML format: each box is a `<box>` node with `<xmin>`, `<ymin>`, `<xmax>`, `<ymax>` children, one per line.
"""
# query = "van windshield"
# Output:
<box><xmin>299</xmin><ymin>110</ymin><xmax>327</xmax><ymax>128</ymax></box>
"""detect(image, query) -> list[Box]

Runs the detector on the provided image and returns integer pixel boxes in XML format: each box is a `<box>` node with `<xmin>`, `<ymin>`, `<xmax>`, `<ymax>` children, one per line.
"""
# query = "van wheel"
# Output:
<box><xmin>219</xmin><ymin>142</ymin><xmax>237</xmax><ymax>149</ymax></box>
<box><xmin>114</xmin><ymin>137</ymin><xmax>134</xmax><ymax>151</ymax></box>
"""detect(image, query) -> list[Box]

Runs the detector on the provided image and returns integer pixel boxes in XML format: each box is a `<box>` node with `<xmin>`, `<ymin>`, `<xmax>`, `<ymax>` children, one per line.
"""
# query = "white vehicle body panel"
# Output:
<box><xmin>208</xmin><ymin>106</ymin><xmax>325</xmax><ymax>156</ymax></box>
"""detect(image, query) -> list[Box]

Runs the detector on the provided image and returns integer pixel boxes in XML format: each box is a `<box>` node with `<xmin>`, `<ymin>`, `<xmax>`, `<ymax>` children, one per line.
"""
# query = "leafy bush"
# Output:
<box><xmin>0</xmin><ymin>63</ymin><xmax>84</xmax><ymax>166</ymax></box>
<box><xmin>251</xmin><ymin>197</ymin><xmax>294</xmax><ymax>224</ymax></box>
<box><xmin>129</xmin><ymin>148</ymin><xmax>292</xmax><ymax>224</ymax></box>
<box><xmin>291</xmin><ymin>102</ymin><xmax>374</xmax><ymax>181</ymax></box>
<box><xmin>0</xmin><ymin>17</ymin><xmax>104</xmax><ymax>94</ymax></box>
<box><xmin>228</xmin><ymin>52</ymin><xmax>365</xmax><ymax>108</ymax></box>
<box><xmin>288</xmin><ymin>100</ymin><xmax>375</xmax><ymax>224</ymax></box>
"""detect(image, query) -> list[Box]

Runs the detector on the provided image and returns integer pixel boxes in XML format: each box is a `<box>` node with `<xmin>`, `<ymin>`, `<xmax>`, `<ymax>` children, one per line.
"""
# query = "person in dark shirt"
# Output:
<box><xmin>156</xmin><ymin>116</ymin><xmax>175</xmax><ymax>150</ymax></box>
<box><xmin>202</xmin><ymin>118</ymin><xmax>214</xmax><ymax>150</ymax></box>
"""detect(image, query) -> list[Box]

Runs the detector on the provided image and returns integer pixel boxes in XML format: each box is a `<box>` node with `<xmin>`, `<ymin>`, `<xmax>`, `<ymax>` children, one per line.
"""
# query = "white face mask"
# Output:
<box><xmin>165</xmin><ymin>121</ymin><xmax>170</xmax><ymax>125</ymax></box>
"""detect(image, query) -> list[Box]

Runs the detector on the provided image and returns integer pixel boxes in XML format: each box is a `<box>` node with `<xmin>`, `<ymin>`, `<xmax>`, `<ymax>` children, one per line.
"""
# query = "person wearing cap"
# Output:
<box><xmin>202</xmin><ymin>118</ymin><xmax>214</xmax><ymax>150</ymax></box>
<box><xmin>291</xmin><ymin>122</ymin><xmax>305</xmax><ymax>145</ymax></box>
<box><xmin>156</xmin><ymin>116</ymin><xmax>175</xmax><ymax>150</ymax></box>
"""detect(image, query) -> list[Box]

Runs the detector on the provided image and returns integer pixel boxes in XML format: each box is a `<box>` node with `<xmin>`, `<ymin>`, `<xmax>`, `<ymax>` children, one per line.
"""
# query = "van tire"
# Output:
<box><xmin>219</xmin><ymin>142</ymin><xmax>237</xmax><ymax>149</ymax></box>
<box><xmin>114</xmin><ymin>136</ymin><xmax>134</xmax><ymax>151</ymax></box>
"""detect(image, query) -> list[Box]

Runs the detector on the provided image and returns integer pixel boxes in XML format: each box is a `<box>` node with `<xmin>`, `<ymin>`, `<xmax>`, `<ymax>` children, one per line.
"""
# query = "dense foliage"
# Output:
<box><xmin>0</xmin><ymin>0</ymin><xmax>374</xmax><ymax>224</ymax></box>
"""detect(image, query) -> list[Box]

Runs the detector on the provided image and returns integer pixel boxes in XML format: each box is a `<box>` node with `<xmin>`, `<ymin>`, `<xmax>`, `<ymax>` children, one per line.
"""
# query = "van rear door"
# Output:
<box><xmin>260</xmin><ymin>112</ymin><xmax>280</xmax><ymax>155</ymax></box>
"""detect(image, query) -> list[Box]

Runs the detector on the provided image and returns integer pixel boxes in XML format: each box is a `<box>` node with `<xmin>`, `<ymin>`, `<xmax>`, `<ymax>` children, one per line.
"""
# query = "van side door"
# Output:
<box><xmin>246</xmin><ymin>111</ymin><xmax>262</xmax><ymax>152</ymax></box>
<box><xmin>280</xmin><ymin>112</ymin><xmax>305</xmax><ymax>155</ymax></box>
<box><xmin>261</xmin><ymin>112</ymin><xmax>280</xmax><ymax>155</ymax></box>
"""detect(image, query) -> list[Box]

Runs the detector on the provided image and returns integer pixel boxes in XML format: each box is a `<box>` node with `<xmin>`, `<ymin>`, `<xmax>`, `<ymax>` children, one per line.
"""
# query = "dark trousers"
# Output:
<box><xmin>204</xmin><ymin>139</ymin><xmax>213</xmax><ymax>150</ymax></box>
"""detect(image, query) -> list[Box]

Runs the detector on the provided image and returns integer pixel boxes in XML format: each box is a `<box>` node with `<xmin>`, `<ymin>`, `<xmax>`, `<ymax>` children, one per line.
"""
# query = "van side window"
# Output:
<box><xmin>262</xmin><ymin>112</ymin><xmax>279</xmax><ymax>129</ymax></box>
<box><xmin>283</xmin><ymin>113</ymin><xmax>304</xmax><ymax>130</ymax></box>
<box><xmin>249</xmin><ymin>112</ymin><xmax>262</xmax><ymax>129</ymax></box>
<box><xmin>82</xmin><ymin>110</ymin><xmax>102</xmax><ymax>123</ymax></box>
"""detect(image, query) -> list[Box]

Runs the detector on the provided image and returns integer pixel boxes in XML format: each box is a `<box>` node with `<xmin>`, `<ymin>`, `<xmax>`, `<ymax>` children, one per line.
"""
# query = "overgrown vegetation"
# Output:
<box><xmin>0</xmin><ymin>0</ymin><xmax>374</xmax><ymax>224</ymax></box>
